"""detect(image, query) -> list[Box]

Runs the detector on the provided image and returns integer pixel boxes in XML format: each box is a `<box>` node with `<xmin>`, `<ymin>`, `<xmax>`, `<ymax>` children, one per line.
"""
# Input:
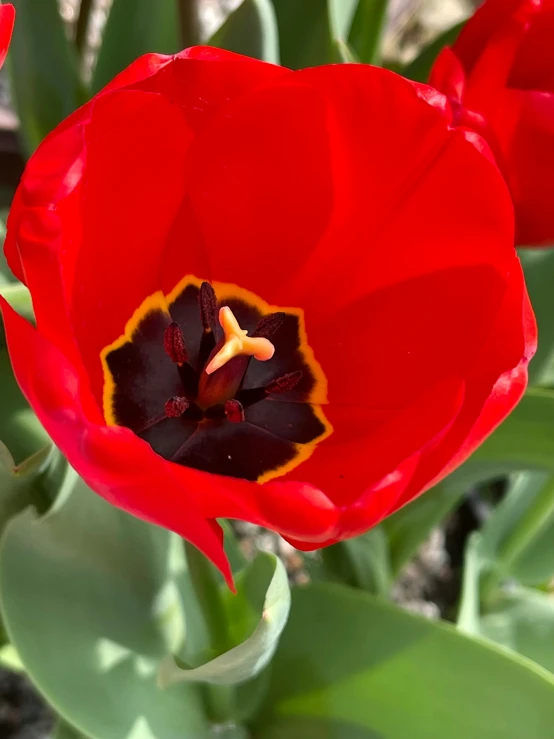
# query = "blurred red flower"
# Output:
<box><xmin>0</xmin><ymin>3</ymin><xmax>14</xmax><ymax>69</ymax></box>
<box><xmin>1</xmin><ymin>48</ymin><xmax>535</xmax><ymax>583</ymax></box>
<box><xmin>430</xmin><ymin>0</ymin><xmax>554</xmax><ymax>246</ymax></box>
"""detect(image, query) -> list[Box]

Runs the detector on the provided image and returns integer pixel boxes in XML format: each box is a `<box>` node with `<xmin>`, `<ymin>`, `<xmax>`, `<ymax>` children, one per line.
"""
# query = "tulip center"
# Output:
<box><xmin>101</xmin><ymin>276</ymin><xmax>332</xmax><ymax>483</ymax></box>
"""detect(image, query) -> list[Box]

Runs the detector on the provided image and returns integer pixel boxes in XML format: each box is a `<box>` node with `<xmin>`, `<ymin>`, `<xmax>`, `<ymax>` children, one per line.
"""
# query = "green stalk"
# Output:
<box><xmin>184</xmin><ymin>540</ymin><xmax>231</xmax><ymax>656</ymax></box>
<box><xmin>481</xmin><ymin>475</ymin><xmax>554</xmax><ymax>605</ymax></box>
<box><xmin>75</xmin><ymin>0</ymin><xmax>94</xmax><ymax>55</ymax></box>
<box><xmin>177</xmin><ymin>0</ymin><xmax>202</xmax><ymax>49</ymax></box>
<box><xmin>184</xmin><ymin>541</ymin><xmax>236</xmax><ymax>724</ymax></box>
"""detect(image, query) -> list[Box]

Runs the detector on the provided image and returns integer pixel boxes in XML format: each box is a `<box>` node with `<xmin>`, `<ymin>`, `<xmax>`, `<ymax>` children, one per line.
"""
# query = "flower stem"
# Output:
<box><xmin>481</xmin><ymin>474</ymin><xmax>554</xmax><ymax>605</ymax></box>
<box><xmin>183</xmin><ymin>541</ymin><xmax>237</xmax><ymax>724</ymax></box>
<box><xmin>177</xmin><ymin>0</ymin><xmax>202</xmax><ymax>49</ymax></box>
<box><xmin>75</xmin><ymin>0</ymin><xmax>94</xmax><ymax>55</ymax></box>
<box><xmin>184</xmin><ymin>540</ymin><xmax>231</xmax><ymax>655</ymax></box>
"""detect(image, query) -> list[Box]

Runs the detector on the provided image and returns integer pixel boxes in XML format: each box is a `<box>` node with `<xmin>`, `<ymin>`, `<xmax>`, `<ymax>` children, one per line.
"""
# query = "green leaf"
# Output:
<box><xmin>9</xmin><ymin>0</ymin><xmax>88</xmax><ymax>155</ymax></box>
<box><xmin>479</xmin><ymin>472</ymin><xmax>554</xmax><ymax>587</ymax></box>
<box><xmin>208</xmin><ymin>0</ymin><xmax>280</xmax><ymax>64</ymax></box>
<box><xmin>348</xmin><ymin>0</ymin><xmax>389</xmax><ymax>65</ymax></box>
<box><xmin>403</xmin><ymin>21</ymin><xmax>465</xmax><ymax>82</ymax></box>
<box><xmin>0</xmin><ymin>472</ymin><xmax>211</xmax><ymax>738</ymax></box>
<box><xmin>256</xmin><ymin>583</ymin><xmax>554</xmax><ymax>738</ymax></box>
<box><xmin>52</xmin><ymin>719</ymin><xmax>92</xmax><ymax>739</ymax></box>
<box><xmin>271</xmin><ymin>0</ymin><xmax>332</xmax><ymax>68</ymax></box>
<box><xmin>92</xmin><ymin>0</ymin><xmax>180</xmax><ymax>94</ymax></box>
<box><xmin>332</xmin><ymin>38</ymin><xmax>360</xmax><ymax>64</ymax></box>
<box><xmin>481</xmin><ymin>587</ymin><xmax>554</xmax><ymax>675</ymax></box>
<box><xmin>159</xmin><ymin>553</ymin><xmax>290</xmax><ymax>687</ymax></box>
<box><xmin>519</xmin><ymin>247</ymin><xmax>554</xmax><ymax>384</ymax></box>
<box><xmin>328</xmin><ymin>0</ymin><xmax>358</xmax><ymax>42</ymax></box>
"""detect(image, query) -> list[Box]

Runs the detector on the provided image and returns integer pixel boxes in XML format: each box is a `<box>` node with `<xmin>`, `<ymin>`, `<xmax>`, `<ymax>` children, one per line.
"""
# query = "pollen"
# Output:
<box><xmin>205</xmin><ymin>306</ymin><xmax>275</xmax><ymax>375</ymax></box>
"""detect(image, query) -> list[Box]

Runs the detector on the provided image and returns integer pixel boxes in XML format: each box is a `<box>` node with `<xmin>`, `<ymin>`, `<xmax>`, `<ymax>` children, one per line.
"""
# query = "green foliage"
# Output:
<box><xmin>8</xmin><ymin>0</ymin><xmax>87</xmax><ymax>155</ymax></box>
<box><xmin>481</xmin><ymin>588</ymin><xmax>554</xmax><ymax>675</ymax></box>
<box><xmin>0</xmin><ymin>471</ymin><xmax>210</xmax><ymax>738</ymax></box>
<box><xmin>255</xmin><ymin>583</ymin><xmax>554</xmax><ymax>738</ymax></box>
<box><xmin>92</xmin><ymin>0</ymin><xmax>181</xmax><ymax>93</ymax></box>
<box><xmin>160</xmin><ymin>553</ymin><xmax>290</xmax><ymax>686</ymax></box>
<box><xmin>209</xmin><ymin>0</ymin><xmax>280</xmax><ymax>64</ymax></box>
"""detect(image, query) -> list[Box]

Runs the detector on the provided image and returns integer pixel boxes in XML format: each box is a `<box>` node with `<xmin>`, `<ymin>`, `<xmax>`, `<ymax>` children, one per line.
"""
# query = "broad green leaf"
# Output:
<box><xmin>271</xmin><ymin>0</ymin><xmax>332</xmax><ymax>68</ymax></box>
<box><xmin>52</xmin><ymin>719</ymin><xmax>92</xmax><ymax>739</ymax></box>
<box><xmin>481</xmin><ymin>588</ymin><xmax>554</xmax><ymax>675</ymax></box>
<box><xmin>92</xmin><ymin>0</ymin><xmax>180</xmax><ymax>94</ymax></box>
<box><xmin>519</xmin><ymin>247</ymin><xmax>554</xmax><ymax>384</ymax></box>
<box><xmin>403</xmin><ymin>21</ymin><xmax>465</xmax><ymax>82</ymax></box>
<box><xmin>0</xmin><ymin>472</ymin><xmax>211</xmax><ymax>739</ymax></box>
<box><xmin>9</xmin><ymin>0</ymin><xmax>87</xmax><ymax>155</ymax></box>
<box><xmin>159</xmin><ymin>553</ymin><xmax>290</xmax><ymax>686</ymax></box>
<box><xmin>256</xmin><ymin>583</ymin><xmax>554</xmax><ymax>738</ymax></box>
<box><xmin>209</xmin><ymin>0</ymin><xmax>280</xmax><ymax>64</ymax></box>
<box><xmin>348</xmin><ymin>0</ymin><xmax>389</xmax><ymax>65</ymax></box>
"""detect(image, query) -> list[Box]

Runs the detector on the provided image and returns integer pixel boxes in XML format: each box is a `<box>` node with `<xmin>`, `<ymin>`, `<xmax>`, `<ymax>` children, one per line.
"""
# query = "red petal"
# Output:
<box><xmin>0</xmin><ymin>297</ymin><xmax>233</xmax><ymax>587</ymax></box>
<box><xmin>396</xmin><ymin>254</ymin><xmax>535</xmax><ymax>507</ymax></box>
<box><xmin>67</xmin><ymin>89</ymin><xmax>195</xmax><ymax>403</ymax></box>
<box><xmin>454</xmin><ymin>0</ymin><xmax>530</xmax><ymax>73</ymax></box>
<box><xmin>171</xmin><ymin>72</ymin><xmax>333</xmax><ymax>299</ymax></box>
<box><xmin>0</xmin><ymin>3</ymin><xmax>14</xmax><ymax>69</ymax></box>
<box><xmin>505</xmin><ymin>91</ymin><xmax>554</xmax><ymax>245</ymax></box>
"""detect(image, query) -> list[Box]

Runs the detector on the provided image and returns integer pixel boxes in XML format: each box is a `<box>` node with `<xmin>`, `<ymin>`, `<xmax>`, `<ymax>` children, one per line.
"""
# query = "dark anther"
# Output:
<box><xmin>265</xmin><ymin>370</ymin><xmax>303</xmax><ymax>395</ymax></box>
<box><xmin>164</xmin><ymin>322</ymin><xmax>188</xmax><ymax>365</ymax></box>
<box><xmin>199</xmin><ymin>282</ymin><xmax>217</xmax><ymax>332</ymax></box>
<box><xmin>225</xmin><ymin>399</ymin><xmax>245</xmax><ymax>423</ymax></box>
<box><xmin>253</xmin><ymin>311</ymin><xmax>286</xmax><ymax>338</ymax></box>
<box><xmin>165</xmin><ymin>396</ymin><xmax>190</xmax><ymax>418</ymax></box>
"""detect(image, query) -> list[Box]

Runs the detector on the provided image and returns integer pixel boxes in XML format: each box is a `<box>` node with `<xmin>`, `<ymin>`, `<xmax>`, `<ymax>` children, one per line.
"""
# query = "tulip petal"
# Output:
<box><xmin>0</xmin><ymin>3</ymin><xmax>14</xmax><ymax>70</ymax></box>
<box><xmin>0</xmin><ymin>297</ymin><xmax>234</xmax><ymax>587</ymax></box>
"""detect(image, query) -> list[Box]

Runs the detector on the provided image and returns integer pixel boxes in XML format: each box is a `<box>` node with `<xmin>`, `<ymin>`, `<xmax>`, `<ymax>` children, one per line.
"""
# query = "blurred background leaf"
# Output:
<box><xmin>92</xmin><ymin>0</ymin><xmax>181</xmax><ymax>93</ymax></box>
<box><xmin>255</xmin><ymin>583</ymin><xmax>554</xmax><ymax>739</ymax></box>
<box><xmin>208</xmin><ymin>0</ymin><xmax>279</xmax><ymax>64</ymax></box>
<box><xmin>9</xmin><ymin>0</ymin><xmax>88</xmax><ymax>155</ymax></box>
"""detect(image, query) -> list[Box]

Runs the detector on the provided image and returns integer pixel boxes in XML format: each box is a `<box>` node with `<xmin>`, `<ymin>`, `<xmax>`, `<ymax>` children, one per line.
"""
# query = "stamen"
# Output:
<box><xmin>164</xmin><ymin>396</ymin><xmax>190</xmax><ymax>418</ymax></box>
<box><xmin>199</xmin><ymin>281</ymin><xmax>217</xmax><ymax>332</ymax></box>
<box><xmin>205</xmin><ymin>306</ymin><xmax>275</xmax><ymax>375</ymax></box>
<box><xmin>253</xmin><ymin>312</ymin><xmax>286</xmax><ymax>338</ymax></box>
<box><xmin>164</xmin><ymin>322</ymin><xmax>188</xmax><ymax>365</ymax></box>
<box><xmin>265</xmin><ymin>371</ymin><xmax>303</xmax><ymax>395</ymax></box>
<box><xmin>225</xmin><ymin>399</ymin><xmax>245</xmax><ymax>423</ymax></box>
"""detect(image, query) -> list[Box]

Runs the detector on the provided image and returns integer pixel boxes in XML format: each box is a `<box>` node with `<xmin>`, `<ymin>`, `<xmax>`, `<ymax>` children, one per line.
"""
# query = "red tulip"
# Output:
<box><xmin>0</xmin><ymin>3</ymin><xmax>15</xmax><ymax>70</ymax></box>
<box><xmin>429</xmin><ymin>0</ymin><xmax>554</xmax><ymax>246</ymax></box>
<box><xmin>1</xmin><ymin>48</ymin><xmax>535</xmax><ymax>584</ymax></box>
